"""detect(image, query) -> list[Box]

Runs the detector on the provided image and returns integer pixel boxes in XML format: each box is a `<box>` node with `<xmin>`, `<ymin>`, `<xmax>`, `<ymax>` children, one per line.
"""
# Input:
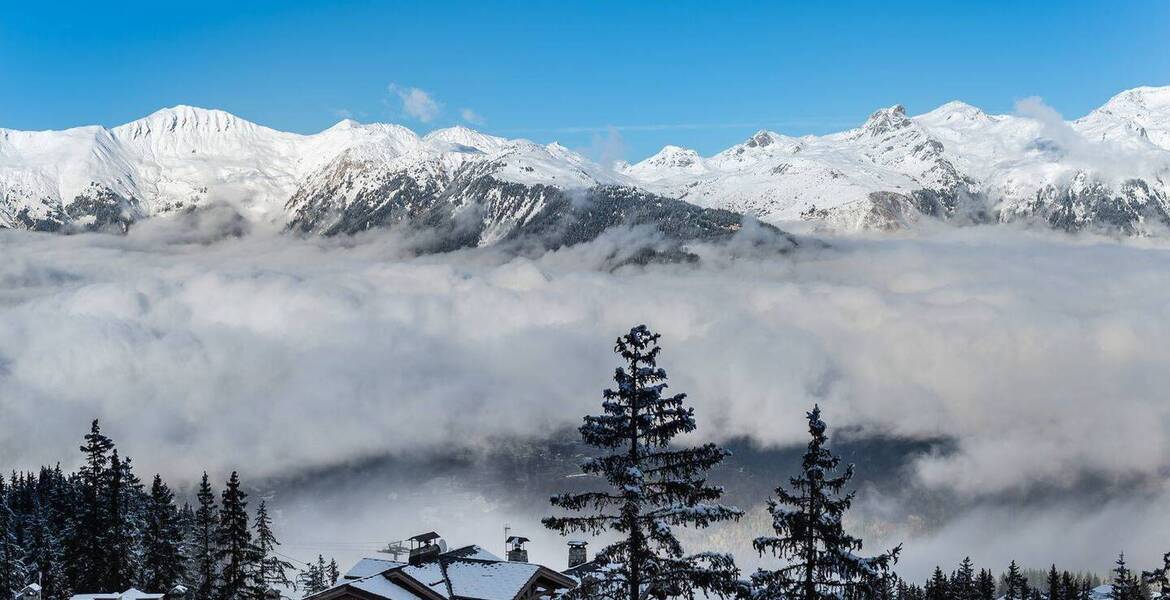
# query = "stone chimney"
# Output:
<box><xmin>568</xmin><ymin>540</ymin><xmax>588</xmax><ymax>568</ymax></box>
<box><xmin>506</xmin><ymin>536</ymin><xmax>530</xmax><ymax>562</ymax></box>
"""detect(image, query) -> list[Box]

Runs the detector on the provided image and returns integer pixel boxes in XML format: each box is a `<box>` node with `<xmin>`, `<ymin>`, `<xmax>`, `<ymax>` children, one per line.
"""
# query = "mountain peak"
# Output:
<box><xmin>424</xmin><ymin>126</ymin><xmax>507</xmax><ymax>153</ymax></box>
<box><xmin>860</xmin><ymin>104</ymin><xmax>911</xmax><ymax>137</ymax></box>
<box><xmin>113</xmin><ymin>105</ymin><xmax>259</xmax><ymax>140</ymax></box>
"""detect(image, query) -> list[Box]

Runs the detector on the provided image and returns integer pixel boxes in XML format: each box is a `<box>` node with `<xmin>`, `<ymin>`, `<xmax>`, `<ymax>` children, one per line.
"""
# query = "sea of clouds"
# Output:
<box><xmin>3</xmin><ymin>211</ymin><xmax>1170</xmax><ymax>578</ymax></box>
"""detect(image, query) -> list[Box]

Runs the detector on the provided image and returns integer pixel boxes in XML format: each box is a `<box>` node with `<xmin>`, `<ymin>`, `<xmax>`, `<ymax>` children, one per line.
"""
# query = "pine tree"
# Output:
<box><xmin>215</xmin><ymin>472</ymin><xmax>254</xmax><ymax>600</ymax></box>
<box><xmin>0</xmin><ymin>478</ymin><xmax>28</xmax><ymax>600</ymax></box>
<box><xmin>1142</xmin><ymin>552</ymin><xmax>1170</xmax><ymax>598</ymax></box>
<box><xmin>1005</xmin><ymin>561</ymin><xmax>1028</xmax><ymax>600</ymax></box>
<box><xmin>1048</xmin><ymin>565</ymin><xmax>1062</xmax><ymax>600</ymax></box>
<box><xmin>976</xmin><ymin>569</ymin><xmax>996</xmax><ymax>600</ymax></box>
<box><xmin>925</xmin><ymin>567</ymin><xmax>948</xmax><ymax>600</ymax></box>
<box><xmin>105</xmin><ymin>451</ymin><xmax>146</xmax><ymax>591</ymax></box>
<box><xmin>143</xmin><ymin>475</ymin><xmax>186</xmax><ymax>592</ymax></box>
<box><xmin>543</xmin><ymin>325</ymin><xmax>743</xmax><ymax>600</ymax></box>
<box><xmin>251</xmin><ymin>501</ymin><xmax>293</xmax><ymax>597</ymax></box>
<box><xmin>193</xmin><ymin>473</ymin><xmax>219</xmax><ymax>600</ymax></box>
<box><xmin>297</xmin><ymin>556</ymin><xmax>326</xmax><ymax>595</ymax></box>
<box><xmin>952</xmin><ymin>557</ymin><xmax>976</xmax><ymax>600</ymax></box>
<box><xmin>70</xmin><ymin>420</ymin><xmax>114</xmax><ymax>593</ymax></box>
<box><xmin>1061</xmin><ymin>572</ymin><xmax>1078</xmax><ymax>600</ymax></box>
<box><xmin>1114</xmin><ymin>554</ymin><xmax>1139</xmax><ymax>600</ymax></box>
<box><xmin>750</xmin><ymin>405</ymin><xmax>900</xmax><ymax>600</ymax></box>
<box><xmin>326</xmin><ymin>559</ymin><xmax>339</xmax><ymax>587</ymax></box>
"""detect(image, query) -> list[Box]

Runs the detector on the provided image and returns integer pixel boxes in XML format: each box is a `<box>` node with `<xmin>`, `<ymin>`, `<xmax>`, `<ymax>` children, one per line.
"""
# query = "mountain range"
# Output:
<box><xmin>2</xmin><ymin>85</ymin><xmax>1168</xmax><ymax>244</ymax></box>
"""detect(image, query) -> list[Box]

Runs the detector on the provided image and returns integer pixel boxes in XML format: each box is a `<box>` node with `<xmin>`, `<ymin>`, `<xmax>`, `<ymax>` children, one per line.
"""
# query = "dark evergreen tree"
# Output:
<box><xmin>215</xmin><ymin>472</ymin><xmax>254</xmax><ymax>600</ymax></box>
<box><xmin>1005</xmin><ymin>561</ymin><xmax>1028</xmax><ymax>600</ymax></box>
<box><xmin>193</xmin><ymin>473</ymin><xmax>219</xmax><ymax>600</ymax></box>
<box><xmin>251</xmin><ymin>501</ymin><xmax>293</xmax><ymax>597</ymax></box>
<box><xmin>1114</xmin><ymin>554</ymin><xmax>1139</xmax><ymax>600</ymax></box>
<box><xmin>543</xmin><ymin>325</ymin><xmax>743</xmax><ymax>600</ymax></box>
<box><xmin>326</xmin><ymin>559</ymin><xmax>339</xmax><ymax>587</ymax></box>
<box><xmin>70</xmin><ymin>420</ymin><xmax>114</xmax><ymax>593</ymax></box>
<box><xmin>976</xmin><ymin>569</ymin><xmax>996</xmax><ymax>600</ymax></box>
<box><xmin>1061</xmin><ymin>571</ymin><xmax>1078</xmax><ymax>600</ymax></box>
<box><xmin>297</xmin><ymin>556</ymin><xmax>326</xmax><ymax>595</ymax></box>
<box><xmin>1142</xmin><ymin>552</ymin><xmax>1170</xmax><ymax>598</ymax></box>
<box><xmin>143</xmin><ymin>475</ymin><xmax>186</xmax><ymax>593</ymax></box>
<box><xmin>750</xmin><ymin>405</ymin><xmax>900</xmax><ymax>600</ymax></box>
<box><xmin>0</xmin><ymin>478</ymin><xmax>28</xmax><ymax>600</ymax></box>
<box><xmin>924</xmin><ymin>567</ymin><xmax>948</xmax><ymax>600</ymax></box>
<box><xmin>1048</xmin><ymin>565</ymin><xmax>1062</xmax><ymax>600</ymax></box>
<box><xmin>952</xmin><ymin>557</ymin><xmax>976</xmax><ymax>600</ymax></box>
<box><xmin>105</xmin><ymin>451</ymin><xmax>146</xmax><ymax>591</ymax></box>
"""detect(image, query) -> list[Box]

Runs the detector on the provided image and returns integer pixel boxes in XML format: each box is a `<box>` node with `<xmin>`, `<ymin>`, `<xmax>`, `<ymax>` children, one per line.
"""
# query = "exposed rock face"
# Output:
<box><xmin>5</xmin><ymin>87</ymin><xmax>1170</xmax><ymax>240</ymax></box>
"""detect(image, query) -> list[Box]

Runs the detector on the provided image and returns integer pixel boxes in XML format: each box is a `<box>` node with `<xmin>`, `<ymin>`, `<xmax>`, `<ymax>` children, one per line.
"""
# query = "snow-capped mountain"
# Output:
<box><xmin>3</xmin><ymin>86</ymin><xmax>1170</xmax><ymax>240</ymax></box>
<box><xmin>624</xmin><ymin>86</ymin><xmax>1170</xmax><ymax>234</ymax></box>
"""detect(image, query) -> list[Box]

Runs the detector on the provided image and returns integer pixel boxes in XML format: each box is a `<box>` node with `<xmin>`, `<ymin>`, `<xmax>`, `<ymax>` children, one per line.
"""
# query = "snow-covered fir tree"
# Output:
<box><xmin>1113</xmin><ymin>554</ymin><xmax>1141</xmax><ymax>600</ymax></box>
<box><xmin>215</xmin><ymin>472</ymin><xmax>254</xmax><ymax>600</ymax></box>
<box><xmin>1004</xmin><ymin>561</ymin><xmax>1028</xmax><ymax>600</ymax></box>
<box><xmin>193</xmin><ymin>473</ymin><xmax>219</xmax><ymax>600</ymax></box>
<box><xmin>70</xmin><ymin>420</ymin><xmax>115</xmax><ymax>593</ymax></box>
<box><xmin>251</xmin><ymin>501</ymin><xmax>294</xmax><ymax>597</ymax></box>
<box><xmin>106</xmin><ymin>451</ymin><xmax>146</xmax><ymax>591</ymax></box>
<box><xmin>925</xmin><ymin>567</ymin><xmax>947</xmax><ymax>600</ymax></box>
<box><xmin>543</xmin><ymin>325</ymin><xmax>743</xmax><ymax>600</ymax></box>
<box><xmin>0</xmin><ymin>478</ymin><xmax>28</xmax><ymax>600</ymax></box>
<box><xmin>297</xmin><ymin>556</ymin><xmax>327</xmax><ymax>595</ymax></box>
<box><xmin>750</xmin><ymin>405</ymin><xmax>900</xmax><ymax>600</ymax></box>
<box><xmin>1142</xmin><ymin>552</ymin><xmax>1170</xmax><ymax>597</ymax></box>
<box><xmin>142</xmin><ymin>475</ymin><xmax>186</xmax><ymax>592</ymax></box>
<box><xmin>952</xmin><ymin>557</ymin><xmax>976</xmax><ymax>600</ymax></box>
<box><xmin>326</xmin><ymin>559</ymin><xmax>339</xmax><ymax>587</ymax></box>
<box><xmin>976</xmin><ymin>569</ymin><xmax>996</xmax><ymax>600</ymax></box>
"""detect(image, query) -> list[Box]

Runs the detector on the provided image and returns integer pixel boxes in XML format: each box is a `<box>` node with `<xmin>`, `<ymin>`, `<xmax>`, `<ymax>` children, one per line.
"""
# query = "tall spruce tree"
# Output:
<box><xmin>215</xmin><ymin>472</ymin><xmax>254</xmax><ymax>600</ymax></box>
<box><xmin>1114</xmin><ymin>554</ymin><xmax>1139</xmax><ymax>600</ymax></box>
<box><xmin>0</xmin><ymin>478</ymin><xmax>28</xmax><ymax>600</ymax></box>
<box><xmin>251</xmin><ymin>501</ymin><xmax>293</xmax><ymax>597</ymax></box>
<box><xmin>70</xmin><ymin>420</ymin><xmax>114</xmax><ymax>593</ymax></box>
<box><xmin>976</xmin><ymin>569</ymin><xmax>996</xmax><ymax>600</ymax></box>
<box><xmin>1046</xmin><ymin>565</ymin><xmax>1062</xmax><ymax>600</ymax></box>
<box><xmin>193</xmin><ymin>473</ymin><xmax>219</xmax><ymax>600</ymax></box>
<box><xmin>543</xmin><ymin>325</ymin><xmax>743</xmax><ymax>600</ymax></box>
<box><xmin>297</xmin><ymin>556</ymin><xmax>326</xmax><ymax>595</ymax></box>
<box><xmin>952</xmin><ymin>557</ymin><xmax>976</xmax><ymax>600</ymax></box>
<box><xmin>1005</xmin><ymin>561</ymin><xmax>1028</xmax><ymax>600</ymax></box>
<box><xmin>143</xmin><ymin>475</ymin><xmax>186</xmax><ymax>592</ymax></box>
<box><xmin>105</xmin><ymin>451</ymin><xmax>147</xmax><ymax>591</ymax></box>
<box><xmin>924</xmin><ymin>567</ymin><xmax>948</xmax><ymax>600</ymax></box>
<box><xmin>750</xmin><ymin>405</ymin><xmax>900</xmax><ymax>600</ymax></box>
<box><xmin>1142</xmin><ymin>552</ymin><xmax>1170</xmax><ymax>597</ymax></box>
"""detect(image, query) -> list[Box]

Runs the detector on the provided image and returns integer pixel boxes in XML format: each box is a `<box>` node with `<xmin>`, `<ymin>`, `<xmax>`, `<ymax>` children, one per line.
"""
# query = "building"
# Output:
<box><xmin>305</xmin><ymin>533</ymin><xmax>579</xmax><ymax>600</ymax></box>
<box><xmin>69</xmin><ymin>584</ymin><xmax>190</xmax><ymax>600</ymax></box>
<box><xmin>70</xmin><ymin>589</ymin><xmax>165</xmax><ymax>600</ymax></box>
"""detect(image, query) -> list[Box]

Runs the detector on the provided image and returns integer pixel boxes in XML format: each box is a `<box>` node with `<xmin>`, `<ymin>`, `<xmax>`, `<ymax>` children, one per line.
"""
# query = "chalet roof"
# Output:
<box><xmin>307</xmin><ymin>544</ymin><xmax>574</xmax><ymax>600</ymax></box>
<box><xmin>71</xmin><ymin>589</ymin><xmax>165</xmax><ymax>600</ymax></box>
<box><xmin>346</xmin><ymin>557</ymin><xmax>407</xmax><ymax>580</ymax></box>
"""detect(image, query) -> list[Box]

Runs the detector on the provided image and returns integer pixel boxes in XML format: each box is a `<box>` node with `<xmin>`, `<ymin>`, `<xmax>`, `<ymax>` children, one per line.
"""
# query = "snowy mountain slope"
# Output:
<box><xmin>624</xmin><ymin>85</ymin><xmax>1170</xmax><ymax>234</ymax></box>
<box><xmin>3</xmin><ymin>86</ymin><xmax>1170</xmax><ymax>239</ymax></box>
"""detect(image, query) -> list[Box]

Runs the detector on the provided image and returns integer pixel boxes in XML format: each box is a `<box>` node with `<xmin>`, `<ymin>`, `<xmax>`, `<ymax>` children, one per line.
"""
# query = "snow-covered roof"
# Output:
<box><xmin>71</xmin><ymin>589</ymin><xmax>165</xmax><ymax>600</ymax></box>
<box><xmin>345</xmin><ymin>557</ymin><xmax>407</xmax><ymax>580</ymax></box>
<box><xmin>308</xmin><ymin>544</ymin><xmax>573</xmax><ymax>600</ymax></box>
<box><xmin>444</xmin><ymin>559</ymin><xmax>541</xmax><ymax>600</ymax></box>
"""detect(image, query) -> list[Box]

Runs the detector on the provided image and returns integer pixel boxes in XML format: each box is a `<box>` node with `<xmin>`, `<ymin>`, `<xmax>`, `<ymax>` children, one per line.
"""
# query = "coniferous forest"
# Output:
<box><xmin>4</xmin><ymin>326</ymin><xmax>1170</xmax><ymax>600</ymax></box>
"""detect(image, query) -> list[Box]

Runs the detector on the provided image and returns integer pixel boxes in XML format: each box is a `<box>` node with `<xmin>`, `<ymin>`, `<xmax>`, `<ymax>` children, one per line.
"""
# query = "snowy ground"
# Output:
<box><xmin>3</xmin><ymin>217</ymin><xmax>1170</xmax><ymax>579</ymax></box>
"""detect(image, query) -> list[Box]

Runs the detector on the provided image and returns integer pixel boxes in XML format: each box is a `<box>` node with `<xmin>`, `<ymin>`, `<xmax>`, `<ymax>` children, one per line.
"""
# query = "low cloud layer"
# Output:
<box><xmin>3</xmin><ymin>220</ymin><xmax>1170</xmax><ymax>575</ymax></box>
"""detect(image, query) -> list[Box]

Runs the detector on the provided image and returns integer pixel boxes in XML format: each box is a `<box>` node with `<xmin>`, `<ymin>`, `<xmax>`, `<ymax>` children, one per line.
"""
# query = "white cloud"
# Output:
<box><xmin>459</xmin><ymin>108</ymin><xmax>485</xmax><ymax>126</ymax></box>
<box><xmin>388</xmin><ymin>83</ymin><xmax>442</xmax><ymax>123</ymax></box>
<box><xmin>5</xmin><ymin>221</ymin><xmax>1170</xmax><ymax>571</ymax></box>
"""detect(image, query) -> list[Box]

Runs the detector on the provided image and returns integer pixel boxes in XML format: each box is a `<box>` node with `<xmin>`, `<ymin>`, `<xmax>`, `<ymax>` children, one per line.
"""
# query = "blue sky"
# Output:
<box><xmin>2</xmin><ymin>0</ymin><xmax>1168</xmax><ymax>160</ymax></box>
